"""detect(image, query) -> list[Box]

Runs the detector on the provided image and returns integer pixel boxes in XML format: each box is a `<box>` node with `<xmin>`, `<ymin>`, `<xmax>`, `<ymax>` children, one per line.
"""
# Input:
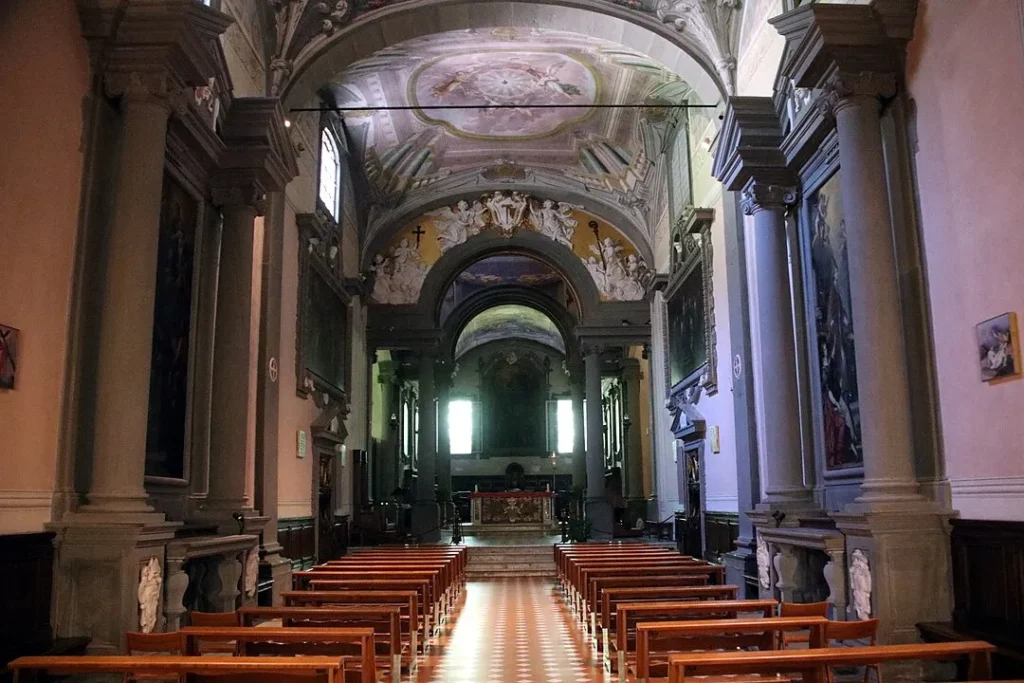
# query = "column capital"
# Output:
<box><xmin>816</xmin><ymin>70</ymin><xmax>897</xmax><ymax>117</ymax></box>
<box><xmin>103</xmin><ymin>70</ymin><xmax>191</xmax><ymax>114</ymax></box>
<box><xmin>740</xmin><ymin>180</ymin><xmax>800</xmax><ymax>216</ymax></box>
<box><xmin>211</xmin><ymin>182</ymin><xmax>267</xmax><ymax>214</ymax></box>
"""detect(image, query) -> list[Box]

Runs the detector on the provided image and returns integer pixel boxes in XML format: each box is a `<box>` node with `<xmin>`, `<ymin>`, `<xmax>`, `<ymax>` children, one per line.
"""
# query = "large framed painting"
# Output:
<box><xmin>807</xmin><ymin>171</ymin><xmax>863</xmax><ymax>470</ymax></box>
<box><xmin>304</xmin><ymin>268</ymin><xmax>348</xmax><ymax>392</ymax></box>
<box><xmin>976</xmin><ymin>312</ymin><xmax>1020</xmax><ymax>383</ymax></box>
<box><xmin>668</xmin><ymin>260</ymin><xmax>708</xmax><ymax>387</ymax></box>
<box><xmin>145</xmin><ymin>171</ymin><xmax>199</xmax><ymax>481</ymax></box>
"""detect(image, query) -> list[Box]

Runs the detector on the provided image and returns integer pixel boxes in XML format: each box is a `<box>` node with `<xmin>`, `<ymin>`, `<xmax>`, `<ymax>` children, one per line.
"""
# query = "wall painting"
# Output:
<box><xmin>145</xmin><ymin>173</ymin><xmax>197</xmax><ymax>480</ymax></box>
<box><xmin>808</xmin><ymin>172</ymin><xmax>863</xmax><ymax>470</ymax></box>
<box><xmin>667</xmin><ymin>261</ymin><xmax>707</xmax><ymax>387</ymax></box>
<box><xmin>976</xmin><ymin>312</ymin><xmax>1020</xmax><ymax>383</ymax></box>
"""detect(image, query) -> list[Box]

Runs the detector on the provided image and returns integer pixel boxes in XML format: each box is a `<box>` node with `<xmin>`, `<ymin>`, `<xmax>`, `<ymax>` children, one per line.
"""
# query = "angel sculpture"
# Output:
<box><xmin>428</xmin><ymin>200</ymin><xmax>487</xmax><ymax>253</ymax></box>
<box><xmin>531</xmin><ymin>199</ymin><xmax>581</xmax><ymax>248</ymax></box>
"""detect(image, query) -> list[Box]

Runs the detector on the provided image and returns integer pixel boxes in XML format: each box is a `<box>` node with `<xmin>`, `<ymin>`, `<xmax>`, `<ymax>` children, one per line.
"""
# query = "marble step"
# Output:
<box><xmin>466</xmin><ymin>569</ymin><xmax>556</xmax><ymax>578</ymax></box>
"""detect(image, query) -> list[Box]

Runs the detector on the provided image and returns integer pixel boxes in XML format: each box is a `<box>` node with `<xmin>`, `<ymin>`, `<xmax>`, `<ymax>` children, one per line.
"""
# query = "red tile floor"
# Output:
<box><xmin>409</xmin><ymin>578</ymin><xmax>610</xmax><ymax>683</ymax></box>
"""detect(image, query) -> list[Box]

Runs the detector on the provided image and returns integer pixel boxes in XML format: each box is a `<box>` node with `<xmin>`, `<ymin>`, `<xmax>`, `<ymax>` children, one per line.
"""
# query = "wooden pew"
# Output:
<box><xmin>7</xmin><ymin>655</ymin><xmax>346</xmax><ymax>683</ymax></box>
<box><xmin>664</xmin><ymin>640</ymin><xmax>997</xmax><ymax>683</ymax></box>
<box><xmin>631</xmin><ymin>616</ymin><xmax>827</xmax><ymax>683</ymax></box>
<box><xmin>302</xmin><ymin>578</ymin><xmax>435</xmax><ymax>642</ymax></box>
<box><xmin>578</xmin><ymin>564</ymin><xmax>725</xmax><ymax>636</ymax></box>
<box><xmin>599</xmin><ymin>585</ymin><xmax>739</xmax><ymax>658</ymax></box>
<box><xmin>282</xmin><ymin>590</ymin><xmax>422</xmax><ymax>656</ymax></box>
<box><xmin>344</xmin><ymin>549</ymin><xmax>467</xmax><ymax>592</ymax></box>
<box><xmin>181</xmin><ymin>627</ymin><xmax>375</xmax><ymax>683</ymax></box>
<box><xmin>614</xmin><ymin>599</ymin><xmax>777</xmax><ymax>674</ymax></box>
<box><xmin>555</xmin><ymin>545</ymin><xmax>686</xmax><ymax>596</ymax></box>
<box><xmin>239</xmin><ymin>606</ymin><xmax>406</xmax><ymax>682</ymax></box>
<box><xmin>317</xmin><ymin>561</ymin><xmax>455</xmax><ymax>615</ymax></box>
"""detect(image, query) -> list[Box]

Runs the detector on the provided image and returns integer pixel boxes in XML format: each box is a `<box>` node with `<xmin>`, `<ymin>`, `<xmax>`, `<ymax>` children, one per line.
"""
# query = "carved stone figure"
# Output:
<box><xmin>584</xmin><ymin>238</ymin><xmax>648</xmax><ymax>300</ymax></box>
<box><xmin>372</xmin><ymin>239</ymin><xmax>428</xmax><ymax>304</ymax></box>
<box><xmin>428</xmin><ymin>199</ymin><xmax>487</xmax><ymax>252</ymax></box>
<box><xmin>370</xmin><ymin>253</ymin><xmax>394</xmax><ymax>303</ymax></box>
<box><xmin>244</xmin><ymin>550</ymin><xmax>258</xmax><ymax>598</ymax></box>
<box><xmin>485</xmin><ymin>191</ymin><xmax>529</xmax><ymax>236</ymax></box>
<box><xmin>850</xmin><ymin>548</ymin><xmax>873</xmax><ymax>620</ymax></box>
<box><xmin>756</xmin><ymin>534</ymin><xmax>771</xmax><ymax>590</ymax></box>
<box><xmin>138</xmin><ymin>556</ymin><xmax>163</xmax><ymax>634</ymax></box>
<box><xmin>530</xmin><ymin>198</ymin><xmax>580</xmax><ymax>247</ymax></box>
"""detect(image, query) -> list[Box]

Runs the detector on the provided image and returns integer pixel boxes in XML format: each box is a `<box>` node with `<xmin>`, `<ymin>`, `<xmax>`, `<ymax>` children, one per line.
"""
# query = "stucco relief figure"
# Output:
<box><xmin>756</xmin><ymin>535</ymin><xmax>771</xmax><ymax>590</ymax></box>
<box><xmin>486</xmin><ymin>191</ymin><xmax>529</xmax><ymax>236</ymax></box>
<box><xmin>428</xmin><ymin>199</ymin><xmax>487</xmax><ymax>252</ymax></box>
<box><xmin>138</xmin><ymin>556</ymin><xmax>163</xmax><ymax>634</ymax></box>
<box><xmin>244</xmin><ymin>550</ymin><xmax>258</xmax><ymax>598</ymax></box>
<box><xmin>370</xmin><ymin>240</ymin><xmax>428</xmax><ymax>304</ymax></box>
<box><xmin>530</xmin><ymin>198</ymin><xmax>580</xmax><ymax>247</ymax></box>
<box><xmin>850</xmin><ymin>549</ymin><xmax>873</xmax><ymax>620</ymax></box>
<box><xmin>583</xmin><ymin>238</ymin><xmax>648</xmax><ymax>300</ymax></box>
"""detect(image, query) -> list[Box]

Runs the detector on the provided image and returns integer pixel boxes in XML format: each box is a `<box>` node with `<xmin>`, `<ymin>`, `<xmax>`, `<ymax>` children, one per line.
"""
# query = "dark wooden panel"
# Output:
<box><xmin>703</xmin><ymin>512</ymin><xmax>739</xmax><ymax>564</ymax></box>
<box><xmin>950</xmin><ymin>518</ymin><xmax>1024</xmax><ymax>649</ymax></box>
<box><xmin>279</xmin><ymin>517</ymin><xmax>316</xmax><ymax>571</ymax></box>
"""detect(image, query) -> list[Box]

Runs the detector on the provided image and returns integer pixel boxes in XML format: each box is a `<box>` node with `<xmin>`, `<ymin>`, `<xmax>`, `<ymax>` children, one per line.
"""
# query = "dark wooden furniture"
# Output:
<box><xmin>0</xmin><ymin>532</ymin><xmax>89</xmax><ymax>683</ymax></box>
<box><xmin>8</xmin><ymin>655</ymin><xmax>345</xmax><ymax>683</ymax></box>
<box><xmin>918</xmin><ymin>519</ymin><xmax>1024</xmax><ymax>679</ymax></box>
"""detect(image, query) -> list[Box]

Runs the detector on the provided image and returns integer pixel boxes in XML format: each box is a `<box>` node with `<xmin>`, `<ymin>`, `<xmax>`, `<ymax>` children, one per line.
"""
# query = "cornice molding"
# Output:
<box><xmin>712</xmin><ymin>97</ymin><xmax>795</xmax><ymax>192</ymax></box>
<box><xmin>213</xmin><ymin>97</ymin><xmax>300</xmax><ymax>202</ymax></box>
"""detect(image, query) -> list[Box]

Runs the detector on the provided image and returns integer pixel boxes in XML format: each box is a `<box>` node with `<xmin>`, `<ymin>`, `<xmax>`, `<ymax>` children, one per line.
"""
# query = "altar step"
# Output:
<box><xmin>466</xmin><ymin>545</ymin><xmax>557</xmax><ymax>579</ymax></box>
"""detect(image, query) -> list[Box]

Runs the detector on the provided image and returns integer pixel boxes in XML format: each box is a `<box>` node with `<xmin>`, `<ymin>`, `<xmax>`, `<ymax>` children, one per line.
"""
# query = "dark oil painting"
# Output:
<box><xmin>808</xmin><ymin>172</ymin><xmax>863</xmax><ymax>470</ymax></box>
<box><xmin>668</xmin><ymin>261</ymin><xmax>707</xmax><ymax>388</ymax></box>
<box><xmin>145</xmin><ymin>173</ymin><xmax>197</xmax><ymax>480</ymax></box>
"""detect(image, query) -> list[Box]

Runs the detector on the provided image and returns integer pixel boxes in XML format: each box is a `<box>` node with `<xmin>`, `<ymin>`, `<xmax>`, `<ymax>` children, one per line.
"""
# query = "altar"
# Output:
<box><xmin>469</xmin><ymin>491</ymin><xmax>556</xmax><ymax>528</ymax></box>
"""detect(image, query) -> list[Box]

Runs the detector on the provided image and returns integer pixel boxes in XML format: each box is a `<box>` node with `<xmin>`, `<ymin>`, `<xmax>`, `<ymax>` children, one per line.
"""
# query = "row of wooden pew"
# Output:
<box><xmin>555</xmin><ymin>542</ymin><xmax>997</xmax><ymax>683</ymax></box>
<box><xmin>7</xmin><ymin>545</ymin><xmax>468</xmax><ymax>683</ymax></box>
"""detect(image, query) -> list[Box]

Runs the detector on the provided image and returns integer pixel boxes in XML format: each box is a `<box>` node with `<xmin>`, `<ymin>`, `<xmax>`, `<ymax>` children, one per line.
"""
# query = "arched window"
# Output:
<box><xmin>319</xmin><ymin>128</ymin><xmax>341</xmax><ymax>221</ymax></box>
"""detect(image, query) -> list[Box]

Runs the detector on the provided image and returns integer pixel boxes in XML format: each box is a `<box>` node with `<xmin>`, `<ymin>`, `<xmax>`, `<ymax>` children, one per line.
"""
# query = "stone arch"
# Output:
<box><xmin>440</xmin><ymin>285</ymin><xmax>581</xmax><ymax>363</ymax></box>
<box><xmin>281</xmin><ymin>1</ymin><xmax>726</xmax><ymax>111</ymax></box>
<box><xmin>417</xmin><ymin>230</ymin><xmax>603</xmax><ymax>324</ymax></box>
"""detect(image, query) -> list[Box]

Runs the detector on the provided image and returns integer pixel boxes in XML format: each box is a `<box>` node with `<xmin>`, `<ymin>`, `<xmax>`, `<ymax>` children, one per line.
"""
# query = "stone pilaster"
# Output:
<box><xmin>412</xmin><ymin>352</ymin><xmax>440</xmax><ymax>542</ymax></box>
<box><xmin>740</xmin><ymin>181</ymin><xmax>814</xmax><ymax>510</ymax></box>
<box><xmin>619</xmin><ymin>358</ymin><xmax>644</xmax><ymax>502</ymax></box>
<box><xmin>583</xmin><ymin>347</ymin><xmax>613</xmax><ymax>539</ymax></box>
<box><xmin>376</xmin><ymin>359</ymin><xmax>401</xmax><ymax>499</ymax></box>
<box><xmin>567</xmin><ymin>360</ymin><xmax>587</xmax><ymax>493</ymax></box>
<box><xmin>204</xmin><ymin>99</ymin><xmax>297</xmax><ymax>535</ymax></box>
<box><xmin>436</xmin><ymin>364</ymin><xmax>452</xmax><ymax>514</ymax></box>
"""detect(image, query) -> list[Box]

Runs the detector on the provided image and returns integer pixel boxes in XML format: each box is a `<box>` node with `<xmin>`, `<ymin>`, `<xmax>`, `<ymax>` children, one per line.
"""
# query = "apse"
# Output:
<box><xmin>454</xmin><ymin>304</ymin><xmax>565</xmax><ymax>359</ymax></box>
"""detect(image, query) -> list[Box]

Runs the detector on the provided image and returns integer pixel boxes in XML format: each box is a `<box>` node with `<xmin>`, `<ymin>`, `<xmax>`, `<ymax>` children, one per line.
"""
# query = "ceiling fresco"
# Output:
<box><xmin>439</xmin><ymin>254</ymin><xmax>569</xmax><ymax>323</ymax></box>
<box><xmin>331</xmin><ymin>28</ymin><xmax>694</xmax><ymax>219</ymax></box>
<box><xmin>368</xmin><ymin>193</ymin><xmax>652</xmax><ymax>305</ymax></box>
<box><xmin>455</xmin><ymin>304</ymin><xmax>566</xmax><ymax>359</ymax></box>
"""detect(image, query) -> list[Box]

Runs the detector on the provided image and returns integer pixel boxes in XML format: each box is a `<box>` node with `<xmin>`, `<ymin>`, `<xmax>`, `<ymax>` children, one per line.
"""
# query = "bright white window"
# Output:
<box><xmin>319</xmin><ymin>129</ymin><xmax>341</xmax><ymax>220</ymax></box>
<box><xmin>449</xmin><ymin>400</ymin><xmax>474</xmax><ymax>455</ymax></box>
<box><xmin>556</xmin><ymin>399</ymin><xmax>574</xmax><ymax>453</ymax></box>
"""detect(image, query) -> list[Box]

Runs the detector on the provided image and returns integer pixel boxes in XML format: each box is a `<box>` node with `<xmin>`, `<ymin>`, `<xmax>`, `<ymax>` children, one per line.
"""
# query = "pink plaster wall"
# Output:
<box><xmin>907</xmin><ymin>0</ymin><xmax>1024</xmax><ymax>519</ymax></box>
<box><xmin>0</xmin><ymin>0</ymin><xmax>90</xmax><ymax>532</ymax></box>
<box><xmin>277</xmin><ymin>203</ymin><xmax>318</xmax><ymax>519</ymax></box>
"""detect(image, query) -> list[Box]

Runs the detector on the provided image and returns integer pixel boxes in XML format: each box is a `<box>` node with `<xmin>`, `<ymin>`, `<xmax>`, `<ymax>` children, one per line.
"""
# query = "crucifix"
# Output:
<box><xmin>412</xmin><ymin>225</ymin><xmax>426</xmax><ymax>248</ymax></box>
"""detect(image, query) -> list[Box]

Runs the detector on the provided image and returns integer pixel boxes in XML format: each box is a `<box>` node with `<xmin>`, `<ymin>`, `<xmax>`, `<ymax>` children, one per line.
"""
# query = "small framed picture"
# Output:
<box><xmin>0</xmin><ymin>324</ymin><xmax>18</xmax><ymax>390</ymax></box>
<box><xmin>976</xmin><ymin>312</ymin><xmax>1021</xmax><ymax>383</ymax></box>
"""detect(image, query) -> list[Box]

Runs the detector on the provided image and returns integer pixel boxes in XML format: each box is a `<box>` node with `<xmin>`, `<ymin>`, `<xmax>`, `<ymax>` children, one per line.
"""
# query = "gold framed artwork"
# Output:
<box><xmin>0</xmin><ymin>324</ymin><xmax>18</xmax><ymax>390</ymax></box>
<box><xmin>976</xmin><ymin>312</ymin><xmax>1020</xmax><ymax>384</ymax></box>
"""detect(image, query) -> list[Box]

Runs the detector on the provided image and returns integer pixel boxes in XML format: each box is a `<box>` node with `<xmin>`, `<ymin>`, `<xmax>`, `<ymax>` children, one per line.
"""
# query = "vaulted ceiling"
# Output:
<box><xmin>328</xmin><ymin>27</ymin><xmax>696</xmax><ymax>249</ymax></box>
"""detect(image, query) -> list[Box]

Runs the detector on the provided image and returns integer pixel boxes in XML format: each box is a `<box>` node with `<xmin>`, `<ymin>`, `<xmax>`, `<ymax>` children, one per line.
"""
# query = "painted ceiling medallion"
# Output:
<box><xmin>410</xmin><ymin>51</ymin><xmax>598</xmax><ymax>139</ymax></box>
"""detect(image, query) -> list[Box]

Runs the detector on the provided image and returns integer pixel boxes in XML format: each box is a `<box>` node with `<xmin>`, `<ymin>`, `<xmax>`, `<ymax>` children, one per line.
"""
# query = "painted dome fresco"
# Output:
<box><xmin>329</xmin><ymin>27</ymin><xmax>694</xmax><ymax>205</ymax></box>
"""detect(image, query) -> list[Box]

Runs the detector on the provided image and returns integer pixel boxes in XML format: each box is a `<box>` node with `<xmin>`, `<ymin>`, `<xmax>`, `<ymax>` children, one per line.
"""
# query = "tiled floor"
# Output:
<box><xmin>411</xmin><ymin>578</ymin><xmax>609</xmax><ymax>683</ymax></box>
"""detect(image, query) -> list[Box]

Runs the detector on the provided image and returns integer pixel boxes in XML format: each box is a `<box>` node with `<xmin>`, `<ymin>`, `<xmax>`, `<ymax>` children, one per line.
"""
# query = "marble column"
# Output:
<box><xmin>412</xmin><ymin>353</ymin><xmax>440</xmax><ymax>542</ymax></box>
<box><xmin>828</xmin><ymin>74</ymin><xmax>921</xmax><ymax>505</ymax></box>
<box><xmin>584</xmin><ymin>347</ymin><xmax>613</xmax><ymax>538</ymax></box>
<box><xmin>376</xmin><ymin>359</ymin><xmax>400</xmax><ymax>499</ymax></box>
<box><xmin>436</xmin><ymin>370</ymin><xmax>452</xmax><ymax>521</ymax></box>
<box><xmin>570</xmin><ymin>363</ymin><xmax>587</xmax><ymax>494</ymax></box>
<box><xmin>82</xmin><ymin>76</ymin><xmax>180</xmax><ymax>519</ymax></box>
<box><xmin>620</xmin><ymin>359</ymin><xmax>644</xmax><ymax>502</ymax></box>
<box><xmin>741</xmin><ymin>181</ymin><xmax>814</xmax><ymax>509</ymax></box>
<box><xmin>205</xmin><ymin>190</ymin><xmax>264</xmax><ymax>518</ymax></box>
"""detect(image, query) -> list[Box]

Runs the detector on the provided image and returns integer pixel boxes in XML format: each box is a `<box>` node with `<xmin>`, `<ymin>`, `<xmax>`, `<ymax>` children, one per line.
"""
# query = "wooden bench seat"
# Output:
<box><xmin>7</xmin><ymin>655</ymin><xmax>346</xmax><ymax>683</ymax></box>
<box><xmin>281</xmin><ymin>590</ymin><xmax>422</xmax><ymax>656</ymax></box>
<box><xmin>599</xmin><ymin>585</ymin><xmax>739</xmax><ymax>655</ymax></box>
<box><xmin>613</xmin><ymin>599</ymin><xmax>777</xmax><ymax>668</ymax></box>
<box><xmin>302</xmin><ymin>578</ymin><xmax>435</xmax><ymax>642</ymax></box>
<box><xmin>664</xmin><ymin>640</ymin><xmax>997</xmax><ymax>683</ymax></box>
<box><xmin>631</xmin><ymin>616</ymin><xmax>827</xmax><ymax>683</ymax></box>
<box><xmin>181</xmin><ymin>627</ymin><xmax>375</xmax><ymax>683</ymax></box>
<box><xmin>239</xmin><ymin>606</ymin><xmax>406</xmax><ymax>681</ymax></box>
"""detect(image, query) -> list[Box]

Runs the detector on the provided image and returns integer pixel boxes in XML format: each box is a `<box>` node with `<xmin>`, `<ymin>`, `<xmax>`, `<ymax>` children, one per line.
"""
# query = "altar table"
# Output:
<box><xmin>469</xmin><ymin>491</ymin><xmax>556</xmax><ymax>527</ymax></box>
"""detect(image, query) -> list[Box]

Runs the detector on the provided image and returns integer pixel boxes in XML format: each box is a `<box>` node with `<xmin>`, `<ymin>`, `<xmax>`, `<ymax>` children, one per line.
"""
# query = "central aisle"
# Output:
<box><xmin>412</xmin><ymin>578</ymin><xmax>608</xmax><ymax>683</ymax></box>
